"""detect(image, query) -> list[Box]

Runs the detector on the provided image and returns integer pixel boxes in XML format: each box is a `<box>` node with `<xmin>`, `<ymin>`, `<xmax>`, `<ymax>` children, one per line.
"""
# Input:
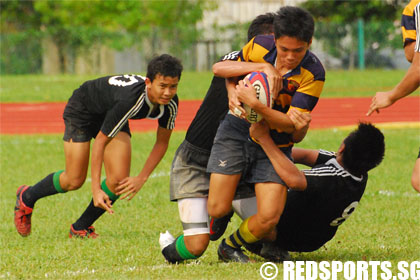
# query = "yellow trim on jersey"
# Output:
<box><xmin>294</xmin><ymin>68</ymin><xmax>324</xmax><ymax>98</ymax></box>
<box><xmin>276</xmin><ymin>94</ymin><xmax>292</xmax><ymax>108</ymax></box>
<box><xmin>251</xmin><ymin>136</ymin><xmax>294</xmax><ymax>148</ymax></box>
<box><xmin>403</xmin><ymin>0</ymin><xmax>420</xmax><ymax>16</ymax></box>
<box><xmin>402</xmin><ymin>27</ymin><xmax>417</xmax><ymax>42</ymax></box>
<box><xmin>287</xmin><ymin>106</ymin><xmax>310</xmax><ymax>113</ymax></box>
<box><xmin>299</xmin><ymin>79</ymin><xmax>324</xmax><ymax>98</ymax></box>
<box><xmin>402</xmin><ymin>0</ymin><xmax>420</xmax><ymax>42</ymax></box>
<box><xmin>241</xmin><ymin>37</ymin><xmax>271</xmax><ymax>62</ymax></box>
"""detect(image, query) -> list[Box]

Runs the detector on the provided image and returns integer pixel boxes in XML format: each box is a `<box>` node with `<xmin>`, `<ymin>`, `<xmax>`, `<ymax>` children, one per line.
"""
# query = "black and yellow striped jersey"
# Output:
<box><xmin>238</xmin><ymin>34</ymin><xmax>325</xmax><ymax>147</ymax></box>
<box><xmin>402</xmin><ymin>0</ymin><xmax>420</xmax><ymax>47</ymax></box>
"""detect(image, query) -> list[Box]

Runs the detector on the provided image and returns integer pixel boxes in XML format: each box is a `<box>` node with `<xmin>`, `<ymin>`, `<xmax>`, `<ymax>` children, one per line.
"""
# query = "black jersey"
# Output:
<box><xmin>185</xmin><ymin>51</ymin><xmax>240</xmax><ymax>152</ymax></box>
<box><xmin>275</xmin><ymin>150</ymin><xmax>367</xmax><ymax>252</ymax></box>
<box><xmin>68</xmin><ymin>74</ymin><xmax>178</xmax><ymax>137</ymax></box>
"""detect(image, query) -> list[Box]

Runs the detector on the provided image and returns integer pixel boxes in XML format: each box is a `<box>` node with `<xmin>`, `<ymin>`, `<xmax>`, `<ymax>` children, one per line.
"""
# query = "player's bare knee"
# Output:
<box><xmin>185</xmin><ymin>235</ymin><xmax>210</xmax><ymax>256</ymax></box>
<box><xmin>256</xmin><ymin>214</ymin><xmax>280</xmax><ymax>233</ymax></box>
<box><xmin>104</xmin><ymin>177</ymin><xmax>120</xmax><ymax>189</ymax></box>
<box><xmin>207</xmin><ymin>202</ymin><xmax>230</xmax><ymax>218</ymax></box>
<box><xmin>66</xmin><ymin>177</ymin><xmax>86</xmax><ymax>191</ymax></box>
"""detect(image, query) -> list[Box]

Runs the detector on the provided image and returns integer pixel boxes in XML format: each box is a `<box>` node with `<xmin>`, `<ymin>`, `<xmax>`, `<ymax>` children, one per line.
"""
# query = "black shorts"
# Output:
<box><xmin>62</xmin><ymin>90</ymin><xmax>130</xmax><ymax>142</ymax></box>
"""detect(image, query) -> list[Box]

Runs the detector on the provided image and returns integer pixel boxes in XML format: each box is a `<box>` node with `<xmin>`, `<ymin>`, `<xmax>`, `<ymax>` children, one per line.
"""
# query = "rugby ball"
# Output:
<box><xmin>242</xmin><ymin>71</ymin><xmax>272</xmax><ymax>123</ymax></box>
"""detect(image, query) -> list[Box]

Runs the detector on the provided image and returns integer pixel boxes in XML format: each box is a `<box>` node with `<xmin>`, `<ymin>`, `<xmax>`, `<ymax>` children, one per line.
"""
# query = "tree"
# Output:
<box><xmin>301</xmin><ymin>0</ymin><xmax>404</xmax><ymax>69</ymax></box>
<box><xmin>1</xmin><ymin>0</ymin><xmax>214</xmax><ymax>74</ymax></box>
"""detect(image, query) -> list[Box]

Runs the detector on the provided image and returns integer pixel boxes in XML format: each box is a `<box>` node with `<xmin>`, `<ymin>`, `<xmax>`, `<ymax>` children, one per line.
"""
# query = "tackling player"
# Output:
<box><xmin>367</xmin><ymin>0</ymin><xmax>420</xmax><ymax>192</ymax></box>
<box><xmin>211</xmin><ymin>121</ymin><xmax>385</xmax><ymax>260</ymax></box>
<box><xmin>14</xmin><ymin>54</ymin><xmax>183</xmax><ymax>238</ymax></box>
<box><xmin>206</xmin><ymin>6</ymin><xmax>325</xmax><ymax>262</ymax></box>
<box><xmin>159</xmin><ymin>13</ymin><xmax>275</xmax><ymax>263</ymax></box>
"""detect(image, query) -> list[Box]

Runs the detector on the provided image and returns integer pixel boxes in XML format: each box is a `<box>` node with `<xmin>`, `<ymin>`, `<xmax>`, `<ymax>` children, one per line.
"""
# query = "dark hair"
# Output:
<box><xmin>273</xmin><ymin>6</ymin><xmax>314</xmax><ymax>43</ymax></box>
<box><xmin>342</xmin><ymin>122</ymin><xmax>385</xmax><ymax>175</ymax></box>
<box><xmin>247</xmin><ymin>12</ymin><xmax>275</xmax><ymax>41</ymax></box>
<box><xmin>146</xmin><ymin>54</ymin><xmax>183</xmax><ymax>82</ymax></box>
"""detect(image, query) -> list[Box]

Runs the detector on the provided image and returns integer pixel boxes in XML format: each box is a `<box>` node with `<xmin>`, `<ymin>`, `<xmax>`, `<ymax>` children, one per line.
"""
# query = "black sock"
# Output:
<box><xmin>162</xmin><ymin>240</ymin><xmax>184</xmax><ymax>264</ymax></box>
<box><xmin>72</xmin><ymin>199</ymin><xmax>116</xmax><ymax>231</ymax></box>
<box><xmin>22</xmin><ymin>173</ymin><xmax>58</xmax><ymax>208</ymax></box>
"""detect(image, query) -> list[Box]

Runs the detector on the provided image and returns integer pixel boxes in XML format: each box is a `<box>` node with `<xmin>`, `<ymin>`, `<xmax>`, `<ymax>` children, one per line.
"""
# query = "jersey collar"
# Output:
<box><xmin>145</xmin><ymin>88</ymin><xmax>165</xmax><ymax>119</ymax></box>
<box><xmin>325</xmin><ymin>158</ymin><xmax>364</xmax><ymax>182</ymax></box>
<box><xmin>266</xmin><ymin>49</ymin><xmax>310</xmax><ymax>79</ymax></box>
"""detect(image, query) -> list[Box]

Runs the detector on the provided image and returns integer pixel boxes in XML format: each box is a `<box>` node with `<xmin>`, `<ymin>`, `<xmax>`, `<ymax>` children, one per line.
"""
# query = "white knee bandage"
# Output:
<box><xmin>178</xmin><ymin>198</ymin><xmax>209</xmax><ymax>236</ymax></box>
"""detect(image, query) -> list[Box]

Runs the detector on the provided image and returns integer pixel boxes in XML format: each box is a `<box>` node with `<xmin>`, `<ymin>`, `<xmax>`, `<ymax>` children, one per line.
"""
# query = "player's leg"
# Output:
<box><xmin>161</xmin><ymin>198</ymin><xmax>210</xmax><ymax>263</ymax></box>
<box><xmin>161</xmin><ymin>141</ymin><xmax>214</xmax><ymax>263</ymax></box>
<box><xmin>207</xmin><ymin>173</ymin><xmax>241</xmax><ymax>218</ymax></box>
<box><xmin>15</xmin><ymin>135</ymin><xmax>90</xmax><ymax>237</ymax></box>
<box><xmin>209</xmin><ymin>182</ymin><xmax>256</xmax><ymax>241</ymax></box>
<box><xmin>206</xmin><ymin>114</ymin><xmax>250</xmax><ymax>218</ymax></box>
<box><xmin>70</xmin><ymin>131</ymin><xmax>130</xmax><ymax>238</ymax></box>
<box><xmin>222</xmin><ymin>183</ymin><xmax>286</xmax><ymax>248</ymax></box>
<box><xmin>248</xmin><ymin>182</ymin><xmax>287</xmax><ymax>238</ymax></box>
<box><xmin>411</xmin><ymin>150</ymin><xmax>420</xmax><ymax>192</ymax></box>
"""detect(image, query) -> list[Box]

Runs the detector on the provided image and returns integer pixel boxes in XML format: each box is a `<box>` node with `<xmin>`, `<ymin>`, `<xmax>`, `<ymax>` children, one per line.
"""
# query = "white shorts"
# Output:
<box><xmin>178</xmin><ymin>198</ymin><xmax>209</xmax><ymax>236</ymax></box>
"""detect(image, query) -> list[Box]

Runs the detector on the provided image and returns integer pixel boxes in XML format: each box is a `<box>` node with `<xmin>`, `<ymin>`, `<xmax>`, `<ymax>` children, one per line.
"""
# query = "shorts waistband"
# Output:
<box><xmin>182</xmin><ymin>140</ymin><xmax>211</xmax><ymax>155</ymax></box>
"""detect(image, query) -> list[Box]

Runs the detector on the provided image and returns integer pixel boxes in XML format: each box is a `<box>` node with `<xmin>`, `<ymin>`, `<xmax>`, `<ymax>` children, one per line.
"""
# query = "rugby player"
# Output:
<box><xmin>159</xmin><ymin>13</ymin><xmax>276</xmax><ymax>263</ymax></box>
<box><xmin>211</xmin><ymin>121</ymin><xmax>385</xmax><ymax>260</ymax></box>
<box><xmin>367</xmin><ymin>0</ymin><xmax>420</xmax><ymax>192</ymax></box>
<box><xmin>14</xmin><ymin>54</ymin><xmax>183</xmax><ymax>238</ymax></box>
<box><xmin>206</xmin><ymin>6</ymin><xmax>325</xmax><ymax>262</ymax></box>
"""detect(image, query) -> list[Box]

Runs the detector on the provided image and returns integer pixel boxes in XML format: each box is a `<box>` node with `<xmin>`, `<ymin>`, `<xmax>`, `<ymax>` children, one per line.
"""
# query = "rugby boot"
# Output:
<box><xmin>69</xmin><ymin>225</ymin><xmax>98</xmax><ymax>239</ymax></box>
<box><xmin>14</xmin><ymin>185</ymin><xmax>33</xmax><ymax>237</ymax></box>
<box><xmin>209</xmin><ymin>211</ymin><xmax>234</xmax><ymax>241</ymax></box>
<box><xmin>259</xmin><ymin>242</ymin><xmax>291</xmax><ymax>262</ymax></box>
<box><xmin>217</xmin><ymin>239</ymin><xmax>249</xmax><ymax>263</ymax></box>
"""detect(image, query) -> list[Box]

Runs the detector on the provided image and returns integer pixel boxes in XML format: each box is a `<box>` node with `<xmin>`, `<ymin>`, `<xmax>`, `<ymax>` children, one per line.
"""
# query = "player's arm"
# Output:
<box><xmin>288</xmin><ymin>108</ymin><xmax>312</xmax><ymax>143</ymax></box>
<box><xmin>116</xmin><ymin>126</ymin><xmax>172</xmax><ymax>200</ymax></box>
<box><xmin>291</xmin><ymin>147</ymin><xmax>319</xmax><ymax>167</ymax></box>
<box><xmin>404</xmin><ymin>41</ymin><xmax>415</xmax><ymax>62</ymax></box>
<box><xmin>213</xmin><ymin>61</ymin><xmax>282</xmax><ymax>98</ymax></box>
<box><xmin>367</xmin><ymin>50</ymin><xmax>420</xmax><ymax>116</ymax></box>
<box><xmin>250</xmin><ymin>121</ymin><xmax>307</xmax><ymax>190</ymax></box>
<box><xmin>236</xmin><ymin>78</ymin><xmax>296</xmax><ymax>133</ymax></box>
<box><xmin>226</xmin><ymin>77</ymin><xmax>246</xmax><ymax>118</ymax></box>
<box><xmin>91</xmin><ymin>131</ymin><xmax>114</xmax><ymax>214</ymax></box>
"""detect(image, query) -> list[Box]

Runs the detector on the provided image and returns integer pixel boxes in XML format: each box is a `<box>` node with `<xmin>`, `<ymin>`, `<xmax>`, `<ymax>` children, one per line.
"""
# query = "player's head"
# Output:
<box><xmin>248</xmin><ymin>12</ymin><xmax>275</xmax><ymax>41</ymax></box>
<box><xmin>341</xmin><ymin>123</ymin><xmax>385</xmax><ymax>175</ymax></box>
<box><xmin>147</xmin><ymin>54</ymin><xmax>183</xmax><ymax>82</ymax></box>
<box><xmin>146</xmin><ymin>54</ymin><xmax>183</xmax><ymax>105</ymax></box>
<box><xmin>273</xmin><ymin>6</ymin><xmax>314</xmax><ymax>43</ymax></box>
<box><xmin>273</xmin><ymin>6</ymin><xmax>314</xmax><ymax>70</ymax></box>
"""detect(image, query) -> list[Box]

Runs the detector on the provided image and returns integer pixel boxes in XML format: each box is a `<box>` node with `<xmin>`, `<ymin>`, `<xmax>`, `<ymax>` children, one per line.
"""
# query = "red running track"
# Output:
<box><xmin>1</xmin><ymin>97</ymin><xmax>419</xmax><ymax>134</ymax></box>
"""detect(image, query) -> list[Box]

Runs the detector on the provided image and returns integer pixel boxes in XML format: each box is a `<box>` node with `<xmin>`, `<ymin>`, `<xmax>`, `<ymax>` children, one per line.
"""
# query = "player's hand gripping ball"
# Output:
<box><xmin>242</xmin><ymin>71</ymin><xmax>273</xmax><ymax>123</ymax></box>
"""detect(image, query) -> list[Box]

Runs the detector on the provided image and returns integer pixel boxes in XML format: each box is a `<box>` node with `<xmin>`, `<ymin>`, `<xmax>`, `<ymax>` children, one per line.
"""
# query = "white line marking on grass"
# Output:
<box><xmin>373</xmin><ymin>190</ymin><xmax>420</xmax><ymax>197</ymax></box>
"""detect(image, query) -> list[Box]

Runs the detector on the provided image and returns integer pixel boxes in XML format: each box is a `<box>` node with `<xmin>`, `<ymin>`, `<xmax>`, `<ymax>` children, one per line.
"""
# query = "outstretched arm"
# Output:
<box><xmin>115</xmin><ymin>126</ymin><xmax>172</xmax><ymax>200</ymax></box>
<box><xmin>250</xmin><ymin>121</ymin><xmax>307</xmax><ymax>190</ymax></box>
<box><xmin>367</xmin><ymin>50</ymin><xmax>420</xmax><ymax>116</ymax></box>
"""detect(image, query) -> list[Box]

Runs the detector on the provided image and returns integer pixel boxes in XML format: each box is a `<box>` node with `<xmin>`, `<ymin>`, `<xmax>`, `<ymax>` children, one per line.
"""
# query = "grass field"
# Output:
<box><xmin>1</xmin><ymin>128</ymin><xmax>419</xmax><ymax>279</ymax></box>
<box><xmin>1</xmin><ymin>72</ymin><xmax>419</xmax><ymax>279</ymax></box>
<box><xmin>0</xmin><ymin>69</ymin><xmax>407</xmax><ymax>102</ymax></box>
